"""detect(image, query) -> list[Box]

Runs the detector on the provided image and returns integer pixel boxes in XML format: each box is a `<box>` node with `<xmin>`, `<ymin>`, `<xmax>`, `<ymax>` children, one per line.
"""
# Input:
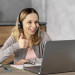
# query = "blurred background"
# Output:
<box><xmin>0</xmin><ymin>0</ymin><xmax>75</xmax><ymax>40</ymax></box>
<box><xmin>0</xmin><ymin>0</ymin><xmax>47</xmax><ymax>24</ymax></box>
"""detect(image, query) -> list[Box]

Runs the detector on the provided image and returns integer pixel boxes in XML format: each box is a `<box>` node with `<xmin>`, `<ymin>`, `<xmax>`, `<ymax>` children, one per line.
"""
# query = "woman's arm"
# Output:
<box><xmin>0</xmin><ymin>36</ymin><xmax>20</xmax><ymax>63</ymax></box>
<box><xmin>12</xmin><ymin>31</ymin><xmax>51</xmax><ymax>65</ymax></box>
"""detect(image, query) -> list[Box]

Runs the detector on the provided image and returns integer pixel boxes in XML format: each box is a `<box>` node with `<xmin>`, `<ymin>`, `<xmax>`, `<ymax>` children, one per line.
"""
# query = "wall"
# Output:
<box><xmin>47</xmin><ymin>0</ymin><xmax>75</xmax><ymax>40</ymax></box>
<box><xmin>31</xmin><ymin>0</ymin><xmax>47</xmax><ymax>22</ymax></box>
<box><xmin>0</xmin><ymin>0</ymin><xmax>31</xmax><ymax>24</ymax></box>
<box><xmin>0</xmin><ymin>0</ymin><xmax>46</xmax><ymax>25</ymax></box>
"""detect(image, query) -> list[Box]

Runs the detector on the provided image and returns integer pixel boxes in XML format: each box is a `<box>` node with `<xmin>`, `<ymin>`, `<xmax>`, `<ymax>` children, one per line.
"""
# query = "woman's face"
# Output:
<box><xmin>22</xmin><ymin>13</ymin><xmax>39</xmax><ymax>38</ymax></box>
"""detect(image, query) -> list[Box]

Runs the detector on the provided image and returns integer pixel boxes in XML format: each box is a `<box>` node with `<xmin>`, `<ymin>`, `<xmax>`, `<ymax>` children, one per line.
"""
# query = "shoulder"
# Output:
<box><xmin>41</xmin><ymin>31</ymin><xmax>51</xmax><ymax>40</ymax></box>
<box><xmin>41</xmin><ymin>31</ymin><xmax>48</xmax><ymax>36</ymax></box>
<box><xmin>7</xmin><ymin>35</ymin><xmax>16</xmax><ymax>42</ymax></box>
<box><xmin>40</xmin><ymin>31</ymin><xmax>51</xmax><ymax>43</ymax></box>
<box><xmin>4</xmin><ymin>35</ymin><xmax>16</xmax><ymax>46</ymax></box>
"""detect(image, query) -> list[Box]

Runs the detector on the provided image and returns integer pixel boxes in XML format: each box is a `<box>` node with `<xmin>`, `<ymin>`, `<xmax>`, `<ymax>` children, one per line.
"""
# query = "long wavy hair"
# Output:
<box><xmin>11</xmin><ymin>8</ymin><xmax>41</xmax><ymax>46</ymax></box>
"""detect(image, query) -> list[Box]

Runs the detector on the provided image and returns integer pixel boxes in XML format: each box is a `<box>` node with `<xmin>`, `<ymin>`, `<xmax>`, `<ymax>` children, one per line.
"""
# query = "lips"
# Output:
<box><xmin>29</xmin><ymin>28</ymin><xmax>37</xmax><ymax>33</ymax></box>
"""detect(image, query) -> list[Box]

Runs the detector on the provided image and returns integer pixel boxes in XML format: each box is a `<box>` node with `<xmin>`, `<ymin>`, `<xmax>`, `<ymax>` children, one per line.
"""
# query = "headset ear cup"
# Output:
<box><xmin>18</xmin><ymin>22</ymin><xmax>22</xmax><ymax>28</ymax></box>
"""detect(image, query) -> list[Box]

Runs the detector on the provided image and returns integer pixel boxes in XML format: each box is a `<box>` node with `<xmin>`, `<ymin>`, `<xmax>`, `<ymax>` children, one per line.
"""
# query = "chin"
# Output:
<box><xmin>30</xmin><ymin>33</ymin><xmax>35</xmax><ymax>35</ymax></box>
<box><xmin>30</xmin><ymin>32</ymin><xmax>36</xmax><ymax>35</ymax></box>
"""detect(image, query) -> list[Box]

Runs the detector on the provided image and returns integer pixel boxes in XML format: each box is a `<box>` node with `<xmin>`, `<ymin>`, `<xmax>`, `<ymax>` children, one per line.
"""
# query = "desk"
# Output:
<box><xmin>0</xmin><ymin>65</ymin><xmax>75</xmax><ymax>75</ymax></box>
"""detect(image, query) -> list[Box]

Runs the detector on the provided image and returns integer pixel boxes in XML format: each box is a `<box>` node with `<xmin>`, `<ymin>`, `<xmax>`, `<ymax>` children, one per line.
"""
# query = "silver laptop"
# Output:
<box><xmin>24</xmin><ymin>40</ymin><xmax>75</xmax><ymax>75</ymax></box>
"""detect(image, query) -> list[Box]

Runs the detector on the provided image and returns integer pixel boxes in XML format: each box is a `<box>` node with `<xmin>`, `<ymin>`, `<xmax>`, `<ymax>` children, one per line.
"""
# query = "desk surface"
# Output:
<box><xmin>0</xmin><ymin>65</ymin><xmax>75</xmax><ymax>75</ymax></box>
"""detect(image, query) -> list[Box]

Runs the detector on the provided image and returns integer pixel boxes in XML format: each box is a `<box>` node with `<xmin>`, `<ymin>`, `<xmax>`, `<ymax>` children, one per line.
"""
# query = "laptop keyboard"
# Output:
<box><xmin>24</xmin><ymin>66</ymin><xmax>41</xmax><ymax>74</ymax></box>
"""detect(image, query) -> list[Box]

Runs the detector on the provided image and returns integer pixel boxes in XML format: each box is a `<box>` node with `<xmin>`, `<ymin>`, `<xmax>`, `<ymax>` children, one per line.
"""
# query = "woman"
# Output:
<box><xmin>0</xmin><ymin>8</ymin><xmax>51</xmax><ymax>65</ymax></box>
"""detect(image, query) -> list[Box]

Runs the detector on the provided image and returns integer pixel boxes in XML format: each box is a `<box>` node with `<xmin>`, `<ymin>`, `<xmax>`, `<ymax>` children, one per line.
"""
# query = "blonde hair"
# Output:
<box><xmin>11</xmin><ymin>8</ymin><xmax>41</xmax><ymax>46</ymax></box>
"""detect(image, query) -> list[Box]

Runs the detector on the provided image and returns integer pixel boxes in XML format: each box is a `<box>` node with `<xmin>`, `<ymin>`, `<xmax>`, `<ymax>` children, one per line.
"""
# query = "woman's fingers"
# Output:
<box><xmin>18</xmin><ymin>33</ymin><xmax>29</xmax><ymax>49</ymax></box>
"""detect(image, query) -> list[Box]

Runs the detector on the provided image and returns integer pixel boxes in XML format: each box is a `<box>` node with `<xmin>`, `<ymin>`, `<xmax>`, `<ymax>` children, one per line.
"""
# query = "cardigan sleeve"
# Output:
<box><xmin>0</xmin><ymin>35</ymin><xmax>20</xmax><ymax>63</ymax></box>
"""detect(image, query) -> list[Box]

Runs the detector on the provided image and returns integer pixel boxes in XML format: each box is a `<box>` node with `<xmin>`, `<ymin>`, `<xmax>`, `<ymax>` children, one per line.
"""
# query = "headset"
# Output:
<box><xmin>18</xmin><ymin>10</ymin><xmax>23</xmax><ymax>28</ymax></box>
<box><xmin>18</xmin><ymin>8</ymin><xmax>40</xmax><ymax>28</ymax></box>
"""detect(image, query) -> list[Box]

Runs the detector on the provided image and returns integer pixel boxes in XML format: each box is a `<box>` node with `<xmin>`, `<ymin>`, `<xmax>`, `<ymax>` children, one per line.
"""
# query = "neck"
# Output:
<box><xmin>24</xmin><ymin>32</ymin><xmax>31</xmax><ymax>40</ymax></box>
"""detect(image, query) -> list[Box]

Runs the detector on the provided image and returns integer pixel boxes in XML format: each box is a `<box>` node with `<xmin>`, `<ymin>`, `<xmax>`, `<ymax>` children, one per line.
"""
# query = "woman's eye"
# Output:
<box><xmin>35</xmin><ymin>21</ymin><xmax>39</xmax><ymax>24</ymax></box>
<box><xmin>28</xmin><ymin>22</ymin><xmax>31</xmax><ymax>24</ymax></box>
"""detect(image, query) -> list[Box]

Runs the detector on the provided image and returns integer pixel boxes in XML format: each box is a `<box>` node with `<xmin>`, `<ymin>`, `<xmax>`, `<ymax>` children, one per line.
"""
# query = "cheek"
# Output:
<box><xmin>36</xmin><ymin>24</ymin><xmax>40</xmax><ymax>28</ymax></box>
<box><xmin>23</xmin><ymin>25</ymin><xmax>28</xmax><ymax>31</ymax></box>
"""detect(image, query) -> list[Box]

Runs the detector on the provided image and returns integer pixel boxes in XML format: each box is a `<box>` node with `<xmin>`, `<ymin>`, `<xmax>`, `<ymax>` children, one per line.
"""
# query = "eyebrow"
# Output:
<box><xmin>27</xmin><ymin>20</ymin><xmax>39</xmax><ymax>22</ymax></box>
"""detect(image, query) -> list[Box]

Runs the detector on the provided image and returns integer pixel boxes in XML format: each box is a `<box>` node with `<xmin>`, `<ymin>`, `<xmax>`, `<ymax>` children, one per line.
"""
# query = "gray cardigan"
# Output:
<box><xmin>0</xmin><ymin>31</ymin><xmax>51</xmax><ymax>64</ymax></box>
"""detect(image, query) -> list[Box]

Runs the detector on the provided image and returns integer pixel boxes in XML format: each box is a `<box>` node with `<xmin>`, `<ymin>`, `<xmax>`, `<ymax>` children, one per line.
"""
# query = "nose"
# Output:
<box><xmin>32</xmin><ymin>23</ymin><xmax>36</xmax><ymax>28</ymax></box>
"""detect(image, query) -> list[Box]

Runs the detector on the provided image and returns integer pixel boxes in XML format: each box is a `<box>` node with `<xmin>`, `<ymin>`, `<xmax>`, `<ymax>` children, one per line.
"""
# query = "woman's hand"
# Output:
<box><xmin>18</xmin><ymin>33</ymin><xmax>29</xmax><ymax>49</ymax></box>
<box><xmin>14</xmin><ymin>59</ymin><xmax>28</xmax><ymax>65</ymax></box>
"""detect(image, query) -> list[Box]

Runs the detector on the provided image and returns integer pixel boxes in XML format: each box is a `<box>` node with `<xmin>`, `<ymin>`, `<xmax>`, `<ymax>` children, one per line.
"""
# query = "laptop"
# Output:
<box><xmin>24</xmin><ymin>40</ymin><xmax>75</xmax><ymax>75</ymax></box>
